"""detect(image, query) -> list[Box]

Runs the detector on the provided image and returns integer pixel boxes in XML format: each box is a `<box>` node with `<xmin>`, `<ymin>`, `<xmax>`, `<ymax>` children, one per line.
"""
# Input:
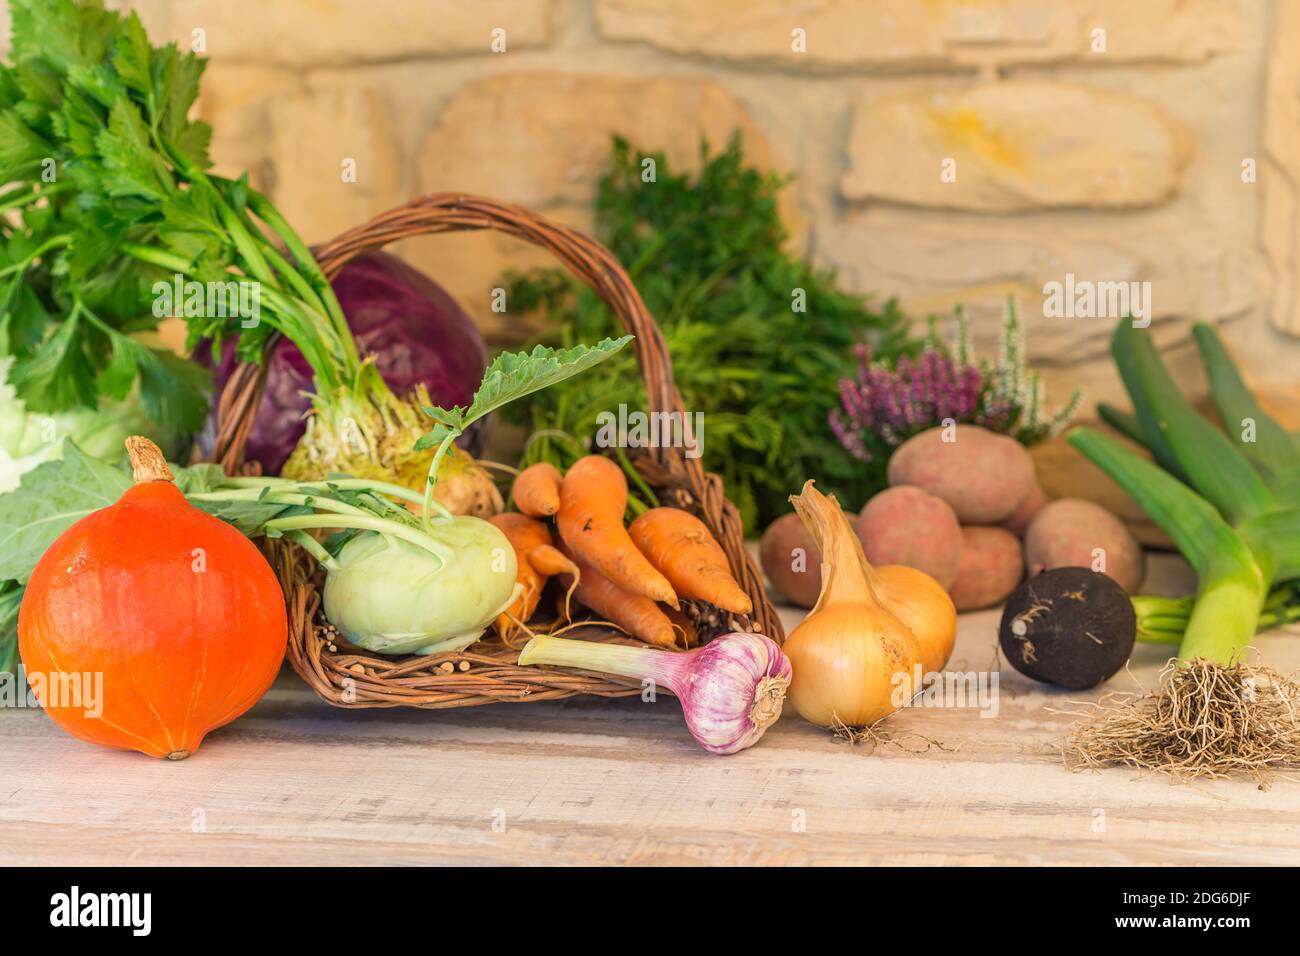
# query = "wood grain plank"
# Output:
<box><xmin>2</xmin><ymin>555</ymin><xmax>1298</xmax><ymax>866</ymax></box>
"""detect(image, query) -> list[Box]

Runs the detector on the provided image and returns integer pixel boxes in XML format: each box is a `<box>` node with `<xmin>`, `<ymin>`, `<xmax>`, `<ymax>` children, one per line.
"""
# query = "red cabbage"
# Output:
<box><xmin>196</xmin><ymin>251</ymin><xmax>489</xmax><ymax>472</ymax></box>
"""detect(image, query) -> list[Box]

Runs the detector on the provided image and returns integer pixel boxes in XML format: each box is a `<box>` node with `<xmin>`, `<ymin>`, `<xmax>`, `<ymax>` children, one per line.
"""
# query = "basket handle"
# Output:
<box><xmin>211</xmin><ymin>192</ymin><xmax>783</xmax><ymax>641</ymax></box>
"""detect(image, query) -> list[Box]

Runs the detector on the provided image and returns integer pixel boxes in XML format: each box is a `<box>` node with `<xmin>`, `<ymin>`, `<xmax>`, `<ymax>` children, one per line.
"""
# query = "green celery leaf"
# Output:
<box><xmin>133</xmin><ymin>346</ymin><xmax>212</xmax><ymax>435</ymax></box>
<box><xmin>111</xmin><ymin>11</ymin><xmax>153</xmax><ymax>99</ymax></box>
<box><xmin>172</xmin><ymin>117</ymin><xmax>212</xmax><ymax>170</ymax></box>
<box><xmin>9</xmin><ymin>310</ymin><xmax>98</xmax><ymax>411</ymax></box>
<box><xmin>0</xmin><ymin>110</ymin><xmax>52</xmax><ymax>179</ymax></box>
<box><xmin>65</xmin><ymin>61</ymin><xmax>122</xmax><ymax>110</ymax></box>
<box><xmin>94</xmin><ymin>330</ymin><xmax>139</xmax><ymax>400</ymax></box>
<box><xmin>10</xmin><ymin>0</ymin><xmax>119</xmax><ymax>71</ymax></box>
<box><xmin>0</xmin><ymin>278</ymin><xmax>53</xmax><ymax>357</ymax></box>
<box><xmin>151</xmin><ymin>40</ymin><xmax>207</xmax><ymax>148</ymax></box>
<box><xmin>95</xmin><ymin>97</ymin><xmax>171</xmax><ymax>201</ymax></box>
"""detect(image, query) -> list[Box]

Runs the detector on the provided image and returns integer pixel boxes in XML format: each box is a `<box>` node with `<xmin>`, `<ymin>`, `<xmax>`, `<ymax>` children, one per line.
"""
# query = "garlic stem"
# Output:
<box><xmin>518</xmin><ymin>634</ymin><xmax>681</xmax><ymax>690</ymax></box>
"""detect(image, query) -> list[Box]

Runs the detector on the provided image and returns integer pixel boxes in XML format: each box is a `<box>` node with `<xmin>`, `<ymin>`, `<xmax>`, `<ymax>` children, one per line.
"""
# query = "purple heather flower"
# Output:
<box><xmin>832</xmin><ymin>344</ymin><xmax>1001</xmax><ymax>458</ymax></box>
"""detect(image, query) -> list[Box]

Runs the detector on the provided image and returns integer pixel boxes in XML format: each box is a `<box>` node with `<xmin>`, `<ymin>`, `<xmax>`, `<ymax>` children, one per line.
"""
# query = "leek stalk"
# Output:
<box><xmin>1069</xmin><ymin>320</ymin><xmax>1300</xmax><ymax>666</ymax></box>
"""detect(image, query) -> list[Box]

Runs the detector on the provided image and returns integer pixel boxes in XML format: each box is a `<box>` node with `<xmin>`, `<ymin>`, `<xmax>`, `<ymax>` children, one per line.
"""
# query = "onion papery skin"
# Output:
<box><xmin>873</xmin><ymin>565</ymin><xmax>957</xmax><ymax>675</ymax></box>
<box><xmin>782</xmin><ymin>602</ymin><xmax>923</xmax><ymax>728</ymax></box>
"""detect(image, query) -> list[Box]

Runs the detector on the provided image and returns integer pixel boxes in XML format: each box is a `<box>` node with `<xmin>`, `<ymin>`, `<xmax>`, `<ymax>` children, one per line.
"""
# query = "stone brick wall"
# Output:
<box><xmin>8</xmin><ymin>0</ymin><xmax>1300</xmax><ymax>409</ymax></box>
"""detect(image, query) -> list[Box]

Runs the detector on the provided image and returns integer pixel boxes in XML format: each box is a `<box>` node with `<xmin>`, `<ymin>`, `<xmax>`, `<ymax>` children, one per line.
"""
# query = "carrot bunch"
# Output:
<box><xmin>495</xmin><ymin>454</ymin><xmax>752</xmax><ymax>648</ymax></box>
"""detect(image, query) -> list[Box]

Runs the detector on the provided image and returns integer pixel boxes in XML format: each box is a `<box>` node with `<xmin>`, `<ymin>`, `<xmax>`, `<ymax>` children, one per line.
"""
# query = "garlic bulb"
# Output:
<box><xmin>518</xmin><ymin>631</ymin><xmax>791</xmax><ymax>755</ymax></box>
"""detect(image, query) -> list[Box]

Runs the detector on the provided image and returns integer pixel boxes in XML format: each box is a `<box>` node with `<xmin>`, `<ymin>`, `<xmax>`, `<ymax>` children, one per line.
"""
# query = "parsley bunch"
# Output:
<box><xmin>507</xmin><ymin>135</ymin><xmax>914</xmax><ymax>532</ymax></box>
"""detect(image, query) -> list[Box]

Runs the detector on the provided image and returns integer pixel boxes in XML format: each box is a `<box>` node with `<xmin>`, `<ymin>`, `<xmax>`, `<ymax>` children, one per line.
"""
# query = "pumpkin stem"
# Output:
<box><xmin>125</xmin><ymin>436</ymin><xmax>175</xmax><ymax>484</ymax></box>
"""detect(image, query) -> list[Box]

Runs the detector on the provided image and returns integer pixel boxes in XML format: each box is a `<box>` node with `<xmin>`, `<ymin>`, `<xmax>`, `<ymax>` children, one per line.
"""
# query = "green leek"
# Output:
<box><xmin>1069</xmin><ymin>320</ymin><xmax>1300</xmax><ymax>665</ymax></box>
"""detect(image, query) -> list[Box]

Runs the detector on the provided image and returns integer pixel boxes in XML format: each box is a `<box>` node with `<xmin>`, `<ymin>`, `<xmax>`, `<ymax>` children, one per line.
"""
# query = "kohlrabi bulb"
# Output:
<box><xmin>322</xmin><ymin>516</ymin><xmax>517</xmax><ymax>656</ymax></box>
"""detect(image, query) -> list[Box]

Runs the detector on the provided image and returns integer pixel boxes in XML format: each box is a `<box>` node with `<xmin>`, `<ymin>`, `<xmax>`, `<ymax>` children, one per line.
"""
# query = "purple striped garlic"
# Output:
<box><xmin>517</xmin><ymin>631</ymin><xmax>792</xmax><ymax>754</ymax></box>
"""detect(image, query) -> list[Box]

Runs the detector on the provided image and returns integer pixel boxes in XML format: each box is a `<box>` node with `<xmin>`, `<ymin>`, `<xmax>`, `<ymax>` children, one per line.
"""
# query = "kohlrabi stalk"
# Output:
<box><xmin>190</xmin><ymin>474</ymin><xmax>512</xmax><ymax>656</ymax></box>
<box><xmin>518</xmin><ymin>632</ymin><xmax>792</xmax><ymax>755</ymax></box>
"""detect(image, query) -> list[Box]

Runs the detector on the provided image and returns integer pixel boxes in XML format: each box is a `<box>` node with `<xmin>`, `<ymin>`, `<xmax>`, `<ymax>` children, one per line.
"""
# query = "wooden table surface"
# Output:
<box><xmin>3</xmin><ymin>555</ymin><xmax>1299</xmax><ymax>866</ymax></box>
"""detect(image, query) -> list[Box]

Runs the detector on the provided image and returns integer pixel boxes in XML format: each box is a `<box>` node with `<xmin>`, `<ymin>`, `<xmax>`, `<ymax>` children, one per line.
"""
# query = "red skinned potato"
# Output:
<box><xmin>1003</xmin><ymin>479</ymin><xmax>1047</xmax><ymax>537</ymax></box>
<box><xmin>760</xmin><ymin>513</ymin><xmax>821</xmax><ymax>608</ymax></box>
<box><xmin>948</xmin><ymin>526</ymin><xmax>1025</xmax><ymax>611</ymax></box>
<box><xmin>1024</xmin><ymin>498</ymin><xmax>1146</xmax><ymax>593</ymax></box>
<box><xmin>855</xmin><ymin>486</ymin><xmax>962</xmax><ymax>590</ymax></box>
<box><xmin>887</xmin><ymin>425</ymin><xmax>1035</xmax><ymax>524</ymax></box>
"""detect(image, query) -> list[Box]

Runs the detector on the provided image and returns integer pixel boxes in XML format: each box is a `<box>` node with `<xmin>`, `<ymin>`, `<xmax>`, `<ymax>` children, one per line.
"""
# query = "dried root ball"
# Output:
<box><xmin>760</xmin><ymin>513</ymin><xmax>821</xmax><ymax>608</ymax></box>
<box><xmin>948</xmin><ymin>526</ymin><xmax>1024</xmax><ymax>611</ymax></box>
<box><xmin>887</xmin><ymin>425</ymin><xmax>1035</xmax><ymax>524</ymax></box>
<box><xmin>855</xmin><ymin>486</ymin><xmax>962</xmax><ymax>590</ymax></box>
<box><xmin>999</xmin><ymin>567</ymin><xmax>1136</xmax><ymax>689</ymax></box>
<box><xmin>1024</xmin><ymin>498</ymin><xmax>1145</xmax><ymax>593</ymax></box>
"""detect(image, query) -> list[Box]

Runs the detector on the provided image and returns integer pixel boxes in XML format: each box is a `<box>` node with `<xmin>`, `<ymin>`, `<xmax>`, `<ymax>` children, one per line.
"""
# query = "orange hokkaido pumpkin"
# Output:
<box><xmin>18</xmin><ymin>437</ymin><xmax>287</xmax><ymax>759</ymax></box>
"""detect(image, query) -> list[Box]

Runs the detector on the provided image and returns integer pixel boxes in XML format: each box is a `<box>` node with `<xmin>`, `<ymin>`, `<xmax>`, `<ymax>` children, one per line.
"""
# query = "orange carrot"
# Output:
<box><xmin>488</xmin><ymin>513</ymin><xmax>579</xmax><ymax>642</ymax></box>
<box><xmin>628</xmin><ymin>507</ymin><xmax>752</xmax><ymax>615</ymax></box>
<box><xmin>528</xmin><ymin>544</ymin><xmax>576</xmax><ymax>578</ymax></box>
<box><xmin>662</xmin><ymin>604</ymin><xmax>699</xmax><ymax>648</ymax></box>
<box><xmin>558</xmin><ymin>546</ymin><xmax>677</xmax><ymax>648</ymax></box>
<box><xmin>528</xmin><ymin>544</ymin><xmax>580</xmax><ymax>621</ymax></box>
<box><xmin>512</xmin><ymin>462</ymin><xmax>563</xmax><ymax>517</ymax></box>
<box><xmin>556</xmin><ymin>455</ymin><xmax>678</xmax><ymax>607</ymax></box>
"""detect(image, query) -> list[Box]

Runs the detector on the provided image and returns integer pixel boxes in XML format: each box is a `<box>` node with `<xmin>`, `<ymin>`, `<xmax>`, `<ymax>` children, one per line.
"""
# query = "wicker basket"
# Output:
<box><xmin>208</xmin><ymin>193</ymin><xmax>782</xmax><ymax>709</ymax></box>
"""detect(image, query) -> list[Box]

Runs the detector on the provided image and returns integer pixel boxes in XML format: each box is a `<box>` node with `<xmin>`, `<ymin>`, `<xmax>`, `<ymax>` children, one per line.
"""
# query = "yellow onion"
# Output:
<box><xmin>873</xmin><ymin>564</ymin><xmax>957</xmax><ymax>675</ymax></box>
<box><xmin>782</xmin><ymin>481</ymin><xmax>926</xmax><ymax>728</ymax></box>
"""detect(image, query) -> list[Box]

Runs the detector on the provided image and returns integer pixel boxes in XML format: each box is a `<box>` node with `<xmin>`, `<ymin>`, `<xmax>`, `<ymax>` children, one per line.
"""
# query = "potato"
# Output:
<box><xmin>855</xmin><ymin>486</ymin><xmax>962</xmax><ymax>590</ymax></box>
<box><xmin>760</xmin><ymin>513</ymin><xmax>822</xmax><ymax>608</ymax></box>
<box><xmin>1024</xmin><ymin>498</ymin><xmax>1146</xmax><ymax>593</ymax></box>
<box><xmin>887</xmin><ymin>424</ymin><xmax>1035</xmax><ymax>524</ymax></box>
<box><xmin>948</xmin><ymin>526</ymin><xmax>1025</xmax><ymax>611</ymax></box>
<box><xmin>1002</xmin><ymin>478</ymin><xmax>1047</xmax><ymax>537</ymax></box>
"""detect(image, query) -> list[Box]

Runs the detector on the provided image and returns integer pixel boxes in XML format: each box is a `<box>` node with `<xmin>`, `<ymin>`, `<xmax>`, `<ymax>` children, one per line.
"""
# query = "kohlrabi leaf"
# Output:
<box><xmin>188</xmin><ymin>497</ymin><xmax>311</xmax><ymax>536</ymax></box>
<box><xmin>0</xmin><ymin>440</ymin><xmax>132</xmax><ymax>583</ymax></box>
<box><xmin>170</xmin><ymin>461</ymin><xmax>228</xmax><ymax>493</ymax></box>
<box><xmin>415</xmin><ymin>336</ymin><xmax>632</xmax><ymax>450</ymax></box>
<box><xmin>0</xmin><ymin>439</ymin><xmax>235</xmax><ymax>585</ymax></box>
